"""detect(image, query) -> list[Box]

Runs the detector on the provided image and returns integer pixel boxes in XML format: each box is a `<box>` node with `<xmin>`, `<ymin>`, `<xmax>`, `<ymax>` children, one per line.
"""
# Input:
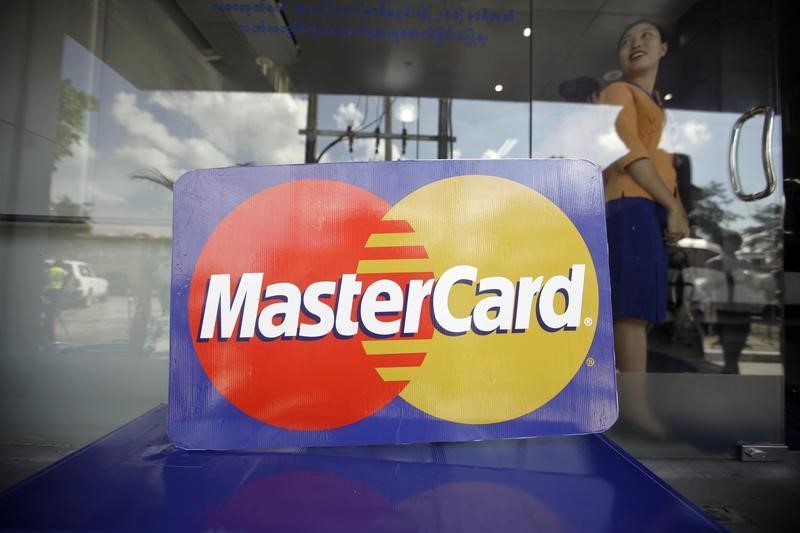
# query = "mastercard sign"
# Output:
<box><xmin>169</xmin><ymin>160</ymin><xmax>617</xmax><ymax>449</ymax></box>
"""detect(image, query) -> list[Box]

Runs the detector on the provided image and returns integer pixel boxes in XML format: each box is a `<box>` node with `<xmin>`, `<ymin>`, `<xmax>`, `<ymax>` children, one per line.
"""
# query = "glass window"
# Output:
<box><xmin>0</xmin><ymin>0</ymin><xmax>786</xmax><ymax>478</ymax></box>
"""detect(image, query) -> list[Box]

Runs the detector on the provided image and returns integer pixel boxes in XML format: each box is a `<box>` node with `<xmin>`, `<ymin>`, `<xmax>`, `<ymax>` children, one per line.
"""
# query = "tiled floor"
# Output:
<box><xmin>641</xmin><ymin>454</ymin><xmax>800</xmax><ymax>533</ymax></box>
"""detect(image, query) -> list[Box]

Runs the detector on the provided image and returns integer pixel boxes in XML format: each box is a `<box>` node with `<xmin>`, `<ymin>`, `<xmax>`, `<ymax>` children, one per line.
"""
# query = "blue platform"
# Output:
<box><xmin>0</xmin><ymin>405</ymin><xmax>723</xmax><ymax>531</ymax></box>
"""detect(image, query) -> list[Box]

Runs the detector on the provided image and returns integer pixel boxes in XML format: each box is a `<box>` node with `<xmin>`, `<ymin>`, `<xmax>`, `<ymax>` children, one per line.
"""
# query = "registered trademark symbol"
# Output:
<box><xmin>586</xmin><ymin>358</ymin><xmax>595</xmax><ymax>367</ymax></box>
<box><xmin>584</xmin><ymin>317</ymin><xmax>593</xmax><ymax>326</ymax></box>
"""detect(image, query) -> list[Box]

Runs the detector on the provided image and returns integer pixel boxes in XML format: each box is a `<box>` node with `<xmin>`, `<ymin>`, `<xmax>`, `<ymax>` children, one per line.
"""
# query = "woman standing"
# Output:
<box><xmin>599</xmin><ymin>20</ymin><xmax>690</xmax><ymax>372</ymax></box>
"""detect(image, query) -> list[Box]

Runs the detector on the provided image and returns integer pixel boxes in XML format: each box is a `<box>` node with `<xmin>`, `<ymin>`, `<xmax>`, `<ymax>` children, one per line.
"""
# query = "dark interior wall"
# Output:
<box><xmin>675</xmin><ymin>0</ymin><xmax>775</xmax><ymax>112</ymax></box>
<box><xmin>97</xmin><ymin>0</ymin><xmax>268</xmax><ymax>91</ymax></box>
<box><xmin>0</xmin><ymin>1</ymin><xmax>71</xmax><ymax>358</ymax></box>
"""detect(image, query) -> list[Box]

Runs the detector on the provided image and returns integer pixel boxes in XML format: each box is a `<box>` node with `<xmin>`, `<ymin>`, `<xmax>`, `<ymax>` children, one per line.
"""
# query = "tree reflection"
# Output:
<box><xmin>687</xmin><ymin>180</ymin><xmax>740</xmax><ymax>242</ymax></box>
<box><xmin>54</xmin><ymin>79</ymin><xmax>99</xmax><ymax>170</ymax></box>
<box><xmin>742</xmin><ymin>203</ymin><xmax>782</xmax><ymax>271</ymax></box>
<box><xmin>130</xmin><ymin>168</ymin><xmax>175</xmax><ymax>192</ymax></box>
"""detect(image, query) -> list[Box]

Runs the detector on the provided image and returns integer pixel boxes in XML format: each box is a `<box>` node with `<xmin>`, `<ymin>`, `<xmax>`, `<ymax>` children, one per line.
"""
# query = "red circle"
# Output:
<box><xmin>188</xmin><ymin>180</ymin><xmax>421</xmax><ymax>430</ymax></box>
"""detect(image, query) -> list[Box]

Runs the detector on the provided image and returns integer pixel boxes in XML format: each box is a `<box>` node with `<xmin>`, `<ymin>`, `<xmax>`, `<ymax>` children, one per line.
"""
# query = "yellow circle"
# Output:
<box><xmin>377</xmin><ymin>175</ymin><xmax>599</xmax><ymax>424</ymax></box>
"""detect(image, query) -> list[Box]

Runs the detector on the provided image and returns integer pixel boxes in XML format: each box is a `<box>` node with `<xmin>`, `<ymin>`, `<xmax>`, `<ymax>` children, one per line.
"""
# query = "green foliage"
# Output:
<box><xmin>54</xmin><ymin>79</ymin><xmax>99</xmax><ymax>168</ymax></box>
<box><xmin>130</xmin><ymin>168</ymin><xmax>174</xmax><ymax>191</ymax></box>
<box><xmin>50</xmin><ymin>195</ymin><xmax>89</xmax><ymax>217</ymax></box>
<box><xmin>49</xmin><ymin>195</ymin><xmax>92</xmax><ymax>233</ymax></box>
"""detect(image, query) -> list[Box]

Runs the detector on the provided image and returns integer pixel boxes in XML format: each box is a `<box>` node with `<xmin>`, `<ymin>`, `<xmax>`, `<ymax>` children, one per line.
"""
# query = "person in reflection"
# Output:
<box><xmin>599</xmin><ymin>20</ymin><xmax>690</xmax><ymax>373</ymax></box>
<box><xmin>706</xmin><ymin>232</ymin><xmax>752</xmax><ymax>374</ymax></box>
<box><xmin>42</xmin><ymin>258</ymin><xmax>69</xmax><ymax>346</ymax></box>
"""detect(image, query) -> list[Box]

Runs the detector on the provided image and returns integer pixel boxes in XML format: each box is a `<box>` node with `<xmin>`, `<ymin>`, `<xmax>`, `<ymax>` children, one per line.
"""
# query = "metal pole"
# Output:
<box><xmin>437</xmin><ymin>98</ymin><xmax>449</xmax><ymax>159</ymax></box>
<box><xmin>305</xmin><ymin>93</ymin><xmax>318</xmax><ymax>163</ymax></box>
<box><xmin>416</xmin><ymin>96</ymin><xmax>421</xmax><ymax>158</ymax></box>
<box><xmin>528</xmin><ymin>0</ymin><xmax>533</xmax><ymax>158</ymax></box>
<box><xmin>384</xmin><ymin>96</ymin><xmax>392</xmax><ymax>161</ymax></box>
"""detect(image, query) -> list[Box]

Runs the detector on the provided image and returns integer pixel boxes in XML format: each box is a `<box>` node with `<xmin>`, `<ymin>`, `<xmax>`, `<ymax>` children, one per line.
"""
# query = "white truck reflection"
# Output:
<box><xmin>45</xmin><ymin>259</ymin><xmax>109</xmax><ymax>308</ymax></box>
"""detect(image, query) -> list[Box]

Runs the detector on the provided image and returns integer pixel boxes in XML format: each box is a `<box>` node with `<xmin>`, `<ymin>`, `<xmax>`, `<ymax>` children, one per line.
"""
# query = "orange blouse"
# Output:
<box><xmin>598</xmin><ymin>81</ymin><xmax>676</xmax><ymax>203</ymax></box>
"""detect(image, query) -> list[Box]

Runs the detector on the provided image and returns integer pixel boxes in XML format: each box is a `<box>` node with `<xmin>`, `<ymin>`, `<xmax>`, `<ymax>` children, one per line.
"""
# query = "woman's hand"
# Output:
<box><xmin>624</xmin><ymin>158</ymin><xmax>691</xmax><ymax>243</ymax></box>
<box><xmin>664</xmin><ymin>206</ymin><xmax>689</xmax><ymax>244</ymax></box>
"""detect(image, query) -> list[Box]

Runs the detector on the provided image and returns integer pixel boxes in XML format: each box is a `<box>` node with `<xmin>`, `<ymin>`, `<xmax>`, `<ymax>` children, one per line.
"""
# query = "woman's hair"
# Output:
<box><xmin>617</xmin><ymin>19</ymin><xmax>666</xmax><ymax>50</ymax></box>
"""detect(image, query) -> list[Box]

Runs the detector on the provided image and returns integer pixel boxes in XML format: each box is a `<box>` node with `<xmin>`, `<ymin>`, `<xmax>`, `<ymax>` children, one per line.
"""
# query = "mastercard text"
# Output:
<box><xmin>197</xmin><ymin>264</ymin><xmax>588</xmax><ymax>341</ymax></box>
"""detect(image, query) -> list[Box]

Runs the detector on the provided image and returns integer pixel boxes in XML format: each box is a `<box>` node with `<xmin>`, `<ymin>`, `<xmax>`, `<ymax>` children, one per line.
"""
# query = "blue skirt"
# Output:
<box><xmin>606</xmin><ymin>197</ymin><xmax>668</xmax><ymax>323</ymax></box>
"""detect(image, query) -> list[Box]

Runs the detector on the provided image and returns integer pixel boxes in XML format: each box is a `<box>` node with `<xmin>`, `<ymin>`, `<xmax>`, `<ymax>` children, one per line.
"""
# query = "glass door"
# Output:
<box><xmin>528</xmin><ymin>0</ymin><xmax>783</xmax><ymax>455</ymax></box>
<box><xmin>1</xmin><ymin>0</ymin><xmax>786</xmax><ymax>470</ymax></box>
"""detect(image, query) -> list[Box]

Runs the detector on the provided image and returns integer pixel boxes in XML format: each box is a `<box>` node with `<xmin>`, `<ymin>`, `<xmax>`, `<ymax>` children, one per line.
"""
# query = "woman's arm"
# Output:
<box><xmin>600</xmin><ymin>83</ymin><xmax>689</xmax><ymax>243</ymax></box>
<box><xmin>626</xmin><ymin>158</ymin><xmax>689</xmax><ymax>243</ymax></box>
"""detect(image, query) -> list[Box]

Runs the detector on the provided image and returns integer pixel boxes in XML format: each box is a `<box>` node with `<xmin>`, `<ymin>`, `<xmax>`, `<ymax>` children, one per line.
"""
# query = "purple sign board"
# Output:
<box><xmin>169</xmin><ymin>159</ymin><xmax>617</xmax><ymax>449</ymax></box>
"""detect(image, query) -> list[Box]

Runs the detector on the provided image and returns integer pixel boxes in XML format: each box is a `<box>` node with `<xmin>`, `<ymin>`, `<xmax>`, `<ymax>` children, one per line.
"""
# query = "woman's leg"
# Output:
<box><xmin>614</xmin><ymin>318</ymin><xmax>648</xmax><ymax>372</ymax></box>
<box><xmin>614</xmin><ymin>317</ymin><xmax>667</xmax><ymax>437</ymax></box>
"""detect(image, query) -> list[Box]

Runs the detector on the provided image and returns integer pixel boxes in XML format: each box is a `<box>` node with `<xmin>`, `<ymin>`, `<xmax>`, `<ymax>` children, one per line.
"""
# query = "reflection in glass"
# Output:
<box><xmin>0</xmin><ymin>0</ymin><xmax>786</xmax><ymax>464</ymax></box>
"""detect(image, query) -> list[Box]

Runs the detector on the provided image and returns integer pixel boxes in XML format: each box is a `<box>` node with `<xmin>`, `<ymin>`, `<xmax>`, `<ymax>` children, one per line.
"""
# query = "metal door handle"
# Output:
<box><xmin>728</xmin><ymin>106</ymin><xmax>777</xmax><ymax>201</ymax></box>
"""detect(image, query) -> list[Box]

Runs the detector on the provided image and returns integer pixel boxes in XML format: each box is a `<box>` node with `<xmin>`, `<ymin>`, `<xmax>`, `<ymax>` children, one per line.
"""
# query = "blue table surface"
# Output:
<box><xmin>0</xmin><ymin>405</ymin><xmax>723</xmax><ymax>532</ymax></box>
